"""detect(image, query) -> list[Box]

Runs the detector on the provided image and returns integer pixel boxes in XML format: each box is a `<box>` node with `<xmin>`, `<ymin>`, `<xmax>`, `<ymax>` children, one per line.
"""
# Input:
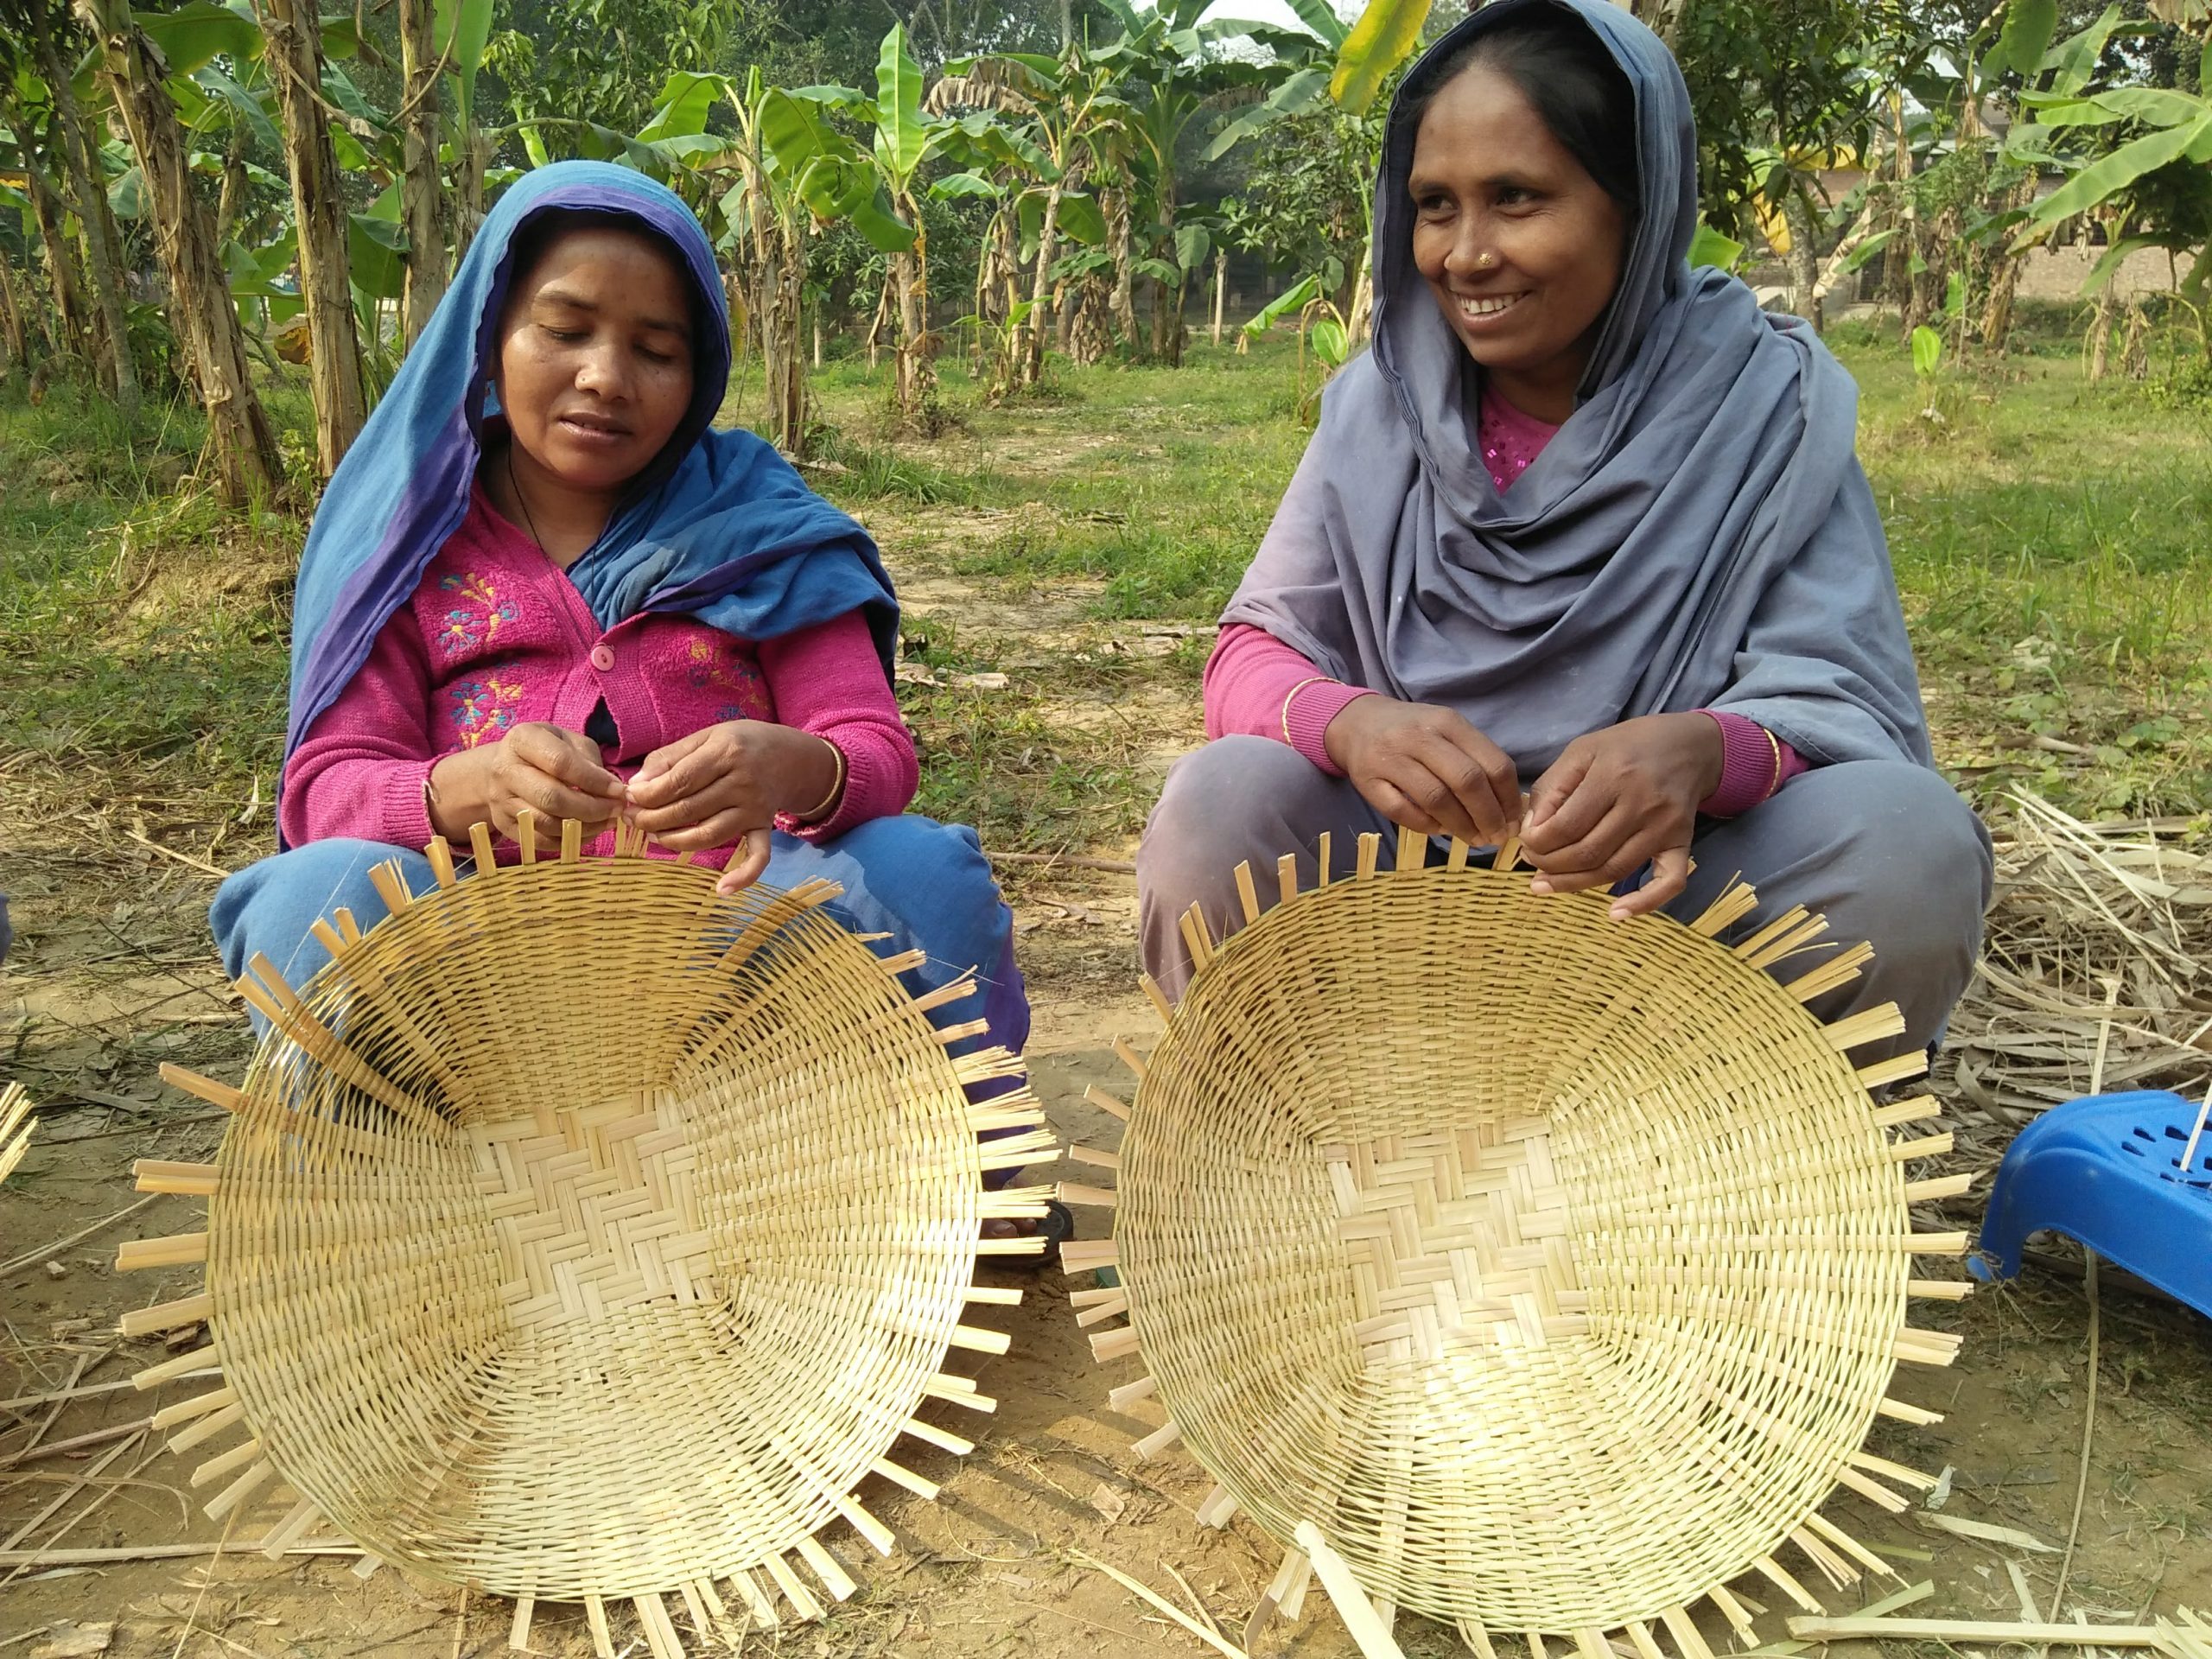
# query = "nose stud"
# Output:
<box><xmin>1473</xmin><ymin>251</ymin><xmax>1499</xmax><ymax>271</ymax></box>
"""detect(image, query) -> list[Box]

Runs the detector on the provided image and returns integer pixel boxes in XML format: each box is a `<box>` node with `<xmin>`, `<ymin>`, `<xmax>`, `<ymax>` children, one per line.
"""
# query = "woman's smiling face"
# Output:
<box><xmin>1408</xmin><ymin>61</ymin><xmax>1627</xmax><ymax>420</ymax></box>
<box><xmin>494</xmin><ymin>223</ymin><xmax>696</xmax><ymax>498</ymax></box>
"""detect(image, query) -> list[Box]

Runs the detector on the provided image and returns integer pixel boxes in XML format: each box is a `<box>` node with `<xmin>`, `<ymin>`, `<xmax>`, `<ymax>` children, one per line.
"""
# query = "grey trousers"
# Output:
<box><xmin>1136</xmin><ymin>735</ymin><xmax>1993</xmax><ymax>1062</ymax></box>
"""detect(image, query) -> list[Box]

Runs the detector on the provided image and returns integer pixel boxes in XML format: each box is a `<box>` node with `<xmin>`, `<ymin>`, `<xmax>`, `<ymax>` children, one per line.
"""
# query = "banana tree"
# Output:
<box><xmin>939</xmin><ymin>41</ymin><xmax>1122</xmax><ymax>387</ymax></box>
<box><xmin>2008</xmin><ymin>17</ymin><xmax>2212</xmax><ymax>327</ymax></box>
<box><xmin>76</xmin><ymin>0</ymin><xmax>284</xmax><ymax>505</ymax></box>
<box><xmin>4</xmin><ymin>0</ymin><xmax>137</xmax><ymax>416</ymax></box>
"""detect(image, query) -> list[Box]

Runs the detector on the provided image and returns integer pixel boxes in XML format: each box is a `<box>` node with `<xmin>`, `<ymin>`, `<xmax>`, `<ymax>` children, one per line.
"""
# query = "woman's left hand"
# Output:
<box><xmin>626</xmin><ymin>721</ymin><xmax>841</xmax><ymax>893</ymax></box>
<box><xmin>1517</xmin><ymin>713</ymin><xmax>1724</xmax><ymax>920</ymax></box>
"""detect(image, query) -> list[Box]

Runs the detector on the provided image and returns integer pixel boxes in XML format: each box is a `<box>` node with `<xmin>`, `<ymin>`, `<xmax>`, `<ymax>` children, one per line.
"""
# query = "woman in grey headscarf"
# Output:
<box><xmin>1139</xmin><ymin>0</ymin><xmax>1991</xmax><ymax>1057</ymax></box>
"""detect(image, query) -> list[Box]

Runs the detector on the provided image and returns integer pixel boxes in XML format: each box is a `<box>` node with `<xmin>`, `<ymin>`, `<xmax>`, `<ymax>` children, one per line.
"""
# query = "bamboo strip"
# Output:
<box><xmin>133</xmin><ymin>1159</ymin><xmax>219</xmax><ymax>1196</ymax></box>
<box><xmin>1785</xmin><ymin>1618</ymin><xmax>2164</xmax><ymax>1645</ymax></box>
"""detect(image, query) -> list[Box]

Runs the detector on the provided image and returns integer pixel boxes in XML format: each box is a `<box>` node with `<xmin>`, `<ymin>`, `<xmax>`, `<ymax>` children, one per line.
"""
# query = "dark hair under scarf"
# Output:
<box><xmin>1219</xmin><ymin>0</ymin><xmax>1936</xmax><ymax>779</ymax></box>
<box><xmin>1402</xmin><ymin>7</ymin><xmax>1641</xmax><ymax>236</ymax></box>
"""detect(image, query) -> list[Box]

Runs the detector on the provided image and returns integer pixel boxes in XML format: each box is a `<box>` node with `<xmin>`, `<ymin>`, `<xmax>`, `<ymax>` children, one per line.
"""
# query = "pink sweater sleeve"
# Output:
<box><xmin>1696</xmin><ymin>710</ymin><xmax>1808</xmax><ymax>817</ymax></box>
<box><xmin>281</xmin><ymin>607</ymin><xmax>442</xmax><ymax>849</ymax></box>
<box><xmin>1204</xmin><ymin>623</ymin><xmax>1376</xmax><ymax>776</ymax></box>
<box><xmin>760</xmin><ymin>610</ymin><xmax>918</xmax><ymax>841</ymax></box>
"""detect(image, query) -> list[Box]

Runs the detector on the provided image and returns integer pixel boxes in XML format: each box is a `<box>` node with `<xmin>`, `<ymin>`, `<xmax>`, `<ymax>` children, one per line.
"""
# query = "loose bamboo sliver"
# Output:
<box><xmin>133</xmin><ymin>1348</ymin><xmax>217</xmax><ymax>1392</ymax></box>
<box><xmin>899</xmin><ymin>1416</ymin><xmax>974</xmax><ymax>1456</ymax></box>
<box><xmin>1131</xmin><ymin>1418</ymin><xmax>1181</xmax><ymax>1460</ymax></box>
<box><xmin>152</xmin><ymin>1386</ymin><xmax>237</xmax><ymax>1432</ymax></box>
<box><xmin>1872</xmin><ymin>1095</ymin><xmax>1942</xmax><ymax>1128</ymax></box>
<box><xmin>1054</xmin><ymin>1181</ymin><xmax>1117</xmax><ymax>1207</ymax></box>
<box><xmin>1784</xmin><ymin>1618</ymin><xmax>2165</xmax><ymax>1646</ymax></box>
<box><xmin>762</xmin><ymin>1550</ymin><xmax>824</xmax><ymax>1622</ymax></box>
<box><xmin>1106</xmin><ymin>1376</ymin><xmax>1157</xmax><ymax>1411</ymax></box>
<box><xmin>1293</xmin><ymin>1522</ymin><xmax>1409</xmax><ymax>1659</ymax></box>
<box><xmin>157</xmin><ymin>1065</ymin><xmax>245</xmax><ymax>1114</ymax></box>
<box><xmin>796</xmin><ymin>1535</ymin><xmax>857</xmax><ymax>1601</ymax></box>
<box><xmin>116</xmin><ymin>1232</ymin><xmax>208</xmax><ymax>1272</ymax></box>
<box><xmin>133</xmin><ymin>1159</ymin><xmax>219</xmax><ymax>1197</ymax></box>
<box><xmin>119</xmin><ymin>1291</ymin><xmax>213</xmax><ymax>1338</ymax></box>
<box><xmin>1801</xmin><ymin>1510</ymin><xmax>1900</xmax><ymax>1580</ymax></box>
<box><xmin>1080</xmin><ymin>1086</ymin><xmax>1133</xmax><ymax>1125</ymax></box>
<box><xmin>583</xmin><ymin>1594</ymin><xmax>615</xmax><ymax>1659</ymax></box>
<box><xmin>260</xmin><ymin>1495</ymin><xmax>322</xmax><ymax>1561</ymax></box>
<box><xmin>1236</xmin><ymin>860</ymin><xmax>1263</xmax><ymax>925</ymax></box>
<box><xmin>1904</xmin><ymin>1172</ymin><xmax>1976</xmax><ymax>1203</ymax></box>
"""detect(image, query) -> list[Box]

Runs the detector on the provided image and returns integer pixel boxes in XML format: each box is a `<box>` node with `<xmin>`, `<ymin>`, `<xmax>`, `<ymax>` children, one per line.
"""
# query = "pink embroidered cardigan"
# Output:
<box><xmin>282</xmin><ymin>486</ymin><xmax>917</xmax><ymax>868</ymax></box>
<box><xmin>1206</xmin><ymin>384</ymin><xmax>1807</xmax><ymax>817</ymax></box>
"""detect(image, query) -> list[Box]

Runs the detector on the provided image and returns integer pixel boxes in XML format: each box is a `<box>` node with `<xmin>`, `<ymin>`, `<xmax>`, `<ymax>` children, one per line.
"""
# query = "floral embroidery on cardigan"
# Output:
<box><xmin>448</xmin><ymin>670</ymin><xmax>524</xmax><ymax>746</ymax></box>
<box><xmin>686</xmin><ymin>637</ymin><xmax>769</xmax><ymax>722</ymax></box>
<box><xmin>436</xmin><ymin>571</ymin><xmax>520</xmax><ymax>656</ymax></box>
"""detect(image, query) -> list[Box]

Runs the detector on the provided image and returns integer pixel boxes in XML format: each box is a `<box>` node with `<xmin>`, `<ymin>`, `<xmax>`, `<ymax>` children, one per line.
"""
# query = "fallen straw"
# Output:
<box><xmin>2176</xmin><ymin>1082</ymin><xmax>2212</xmax><ymax>1178</ymax></box>
<box><xmin>1068</xmin><ymin>1549</ymin><xmax>1249</xmax><ymax>1659</ymax></box>
<box><xmin>1786</xmin><ymin>1618</ymin><xmax>2164</xmax><ymax>1646</ymax></box>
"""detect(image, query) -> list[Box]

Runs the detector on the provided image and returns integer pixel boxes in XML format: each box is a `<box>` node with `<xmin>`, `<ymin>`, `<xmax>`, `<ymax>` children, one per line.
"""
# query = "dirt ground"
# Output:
<box><xmin>5</xmin><ymin>548</ymin><xmax>2212</xmax><ymax>1657</ymax></box>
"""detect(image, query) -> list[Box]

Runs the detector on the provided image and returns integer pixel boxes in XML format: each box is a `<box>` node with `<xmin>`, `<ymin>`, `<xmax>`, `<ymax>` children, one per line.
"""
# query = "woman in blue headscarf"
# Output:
<box><xmin>1141</xmin><ymin>0</ymin><xmax>1992</xmax><ymax>1058</ymax></box>
<box><xmin>213</xmin><ymin>162</ymin><xmax>1032</xmax><ymax>1148</ymax></box>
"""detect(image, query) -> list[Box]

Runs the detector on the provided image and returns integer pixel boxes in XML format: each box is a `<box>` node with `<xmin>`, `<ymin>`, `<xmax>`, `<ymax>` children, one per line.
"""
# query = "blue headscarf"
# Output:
<box><xmin>1223</xmin><ymin>0</ymin><xmax>1935</xmax><ymax>776</ymax></box>
<box><xmin>283</xmin><ymin>162</ymin><xmax>898</xmax><ymax>803</ymax></box>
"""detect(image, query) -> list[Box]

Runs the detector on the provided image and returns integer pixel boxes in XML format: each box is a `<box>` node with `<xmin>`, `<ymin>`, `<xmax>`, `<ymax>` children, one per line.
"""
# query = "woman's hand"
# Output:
<box><xmin>1519</xmin><ymin>712</ymin><xmax>1724</xmax><ymax>919</ymax></box>
<box><xmin>429</xmin><ymin>722</ymin><xmax>626</xmax><ymax>846</ymax></box>
<box><xmin>1322</xmin><ymin>695</ymin><xmax>1524</xmax><ymax>846</ymax></box>
<box><xmin>625</xmin><ymin>721</ymin><xmax>841</xmax><ymax>893</ymax></box>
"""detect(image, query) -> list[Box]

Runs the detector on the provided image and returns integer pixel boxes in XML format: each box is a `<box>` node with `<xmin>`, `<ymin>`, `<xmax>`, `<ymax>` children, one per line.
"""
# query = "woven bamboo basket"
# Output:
<box><xmin>1</xmin><ymin>1082</ymin><xmax>34</xmax><ymax>1183</ymax></box>
<box><xmin>120</xmin><ymin>816</ymin><xmax>1052</xmax><ymax>1657</ymax></box>
<box><xmin>1063</xmin><ymin>827</ymin><xmax>1971</xmax><ymax>1659</ymax></box>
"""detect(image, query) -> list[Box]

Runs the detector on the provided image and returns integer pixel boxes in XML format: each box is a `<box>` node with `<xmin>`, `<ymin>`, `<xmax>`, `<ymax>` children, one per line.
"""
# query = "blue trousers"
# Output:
<box><xmin>209</xmin><ymin>817</ymin><xmax>1030</xmax><ymax>1070</ymax></box>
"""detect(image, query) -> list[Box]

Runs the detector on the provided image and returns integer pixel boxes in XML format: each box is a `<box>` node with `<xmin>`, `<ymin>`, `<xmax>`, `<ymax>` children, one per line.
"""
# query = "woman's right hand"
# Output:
<box><xmin>428</xmin><ymin>722</ymin><xmax>627</xmax><ymax>844</ymax></box>
<box><xmin>1321</xmin><ymin>694</ymin><xmax>1524</xmax><ymax>845</ymax></box>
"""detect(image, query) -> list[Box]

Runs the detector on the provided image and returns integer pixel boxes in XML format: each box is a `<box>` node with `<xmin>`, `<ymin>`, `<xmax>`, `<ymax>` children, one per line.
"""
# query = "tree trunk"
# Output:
<box><xmin>397</xmin><ymin>0</ymin><xmax>451</xmax><ymax>349</ymax></box>
<box><xmin>30</xmin><ymin>2</ymin><xmax>139</xmax><ymax>417</ymax></box>
<box><xmin>260</xmin><ymin>0</ymin><xmax>368</xmax><ymax>474</ymax></box>
<box><xmin>1977</xmin><ymin>178</ymin><xmax>2041</xmax><ymax>354</ymax></box>
<box><xmin>1147</xmin><ymin>170</ymin><xmax>1179</xmax><ymax>361</ymax></box>
<box><xmin>216</xmin><ymin>130</ymin><xmax>251</xmax><ymax>238</ymax></box>
<box><xmin>454</xmin><ymin>129</ymin><xmax>489</xmax><ymax>263</ymax></box>
<box><xmin>1781</xmin><ymin>189</ymin><xmax>1821</xmax><ymax>330</ymax></box>
<box><xmin>79</xmin><ymin>0</ymin><xmax>285</xmax><ymax>506</ymax></box>
<box><xmin>11</xmin><ymin>136</ymin><xmax>92</xmax><ymax>366</ymax></box>
<box><xmin>0</xmin><ymin>249</ymin><xmax>30</xmax><ymax>373</ymax></box>
<box><xmin>2087</xmin><ymin>280</ymin><xmax>2116</xmax><ymax>382</ymax></box>
<box><xmin>1346</xmin><ymin>245</ymin><xmax>1375</xmax><ymax>348</ymax></box>
<box><xmin>761</xmin><ymin>218</ymin><xmax>806</xmax><ymax>454</ymax></box>
<box><xmin>1211</xmin><ymin>247</ymin><xmax>1225</xmax><ymax>346</ymax></box>
<box><xmin>1107</xmin><ymin>183</ymin><xmax>1137</xmax><ymax>347</ymax></box>
<box><xmin>1020</xmin><ymin>182</ymin><xmax>1063</xmax><ymax>389</ymax></box>
<box><xmin>891</xmin><ymin>200</ymin><xmax>936</xmax><ymax>429</ymax></box>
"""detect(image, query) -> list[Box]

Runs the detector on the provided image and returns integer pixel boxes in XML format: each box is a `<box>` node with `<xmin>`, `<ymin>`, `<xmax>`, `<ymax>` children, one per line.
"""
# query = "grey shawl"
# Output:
<box><xmin>1220</xmin><ymin>0</ymin><xmax>1934</xmax><ymax>777</ymax></box>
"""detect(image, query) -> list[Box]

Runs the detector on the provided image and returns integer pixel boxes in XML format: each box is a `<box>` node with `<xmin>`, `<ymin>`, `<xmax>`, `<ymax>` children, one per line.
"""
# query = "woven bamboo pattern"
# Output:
<box><xmin>118</xmin><ymin>817</ymin><xmax>1052</xmax><ymax>1656</ymax></box>
<box><xmin>1</xmin><ymin>1082</ymin><xmax>34</xmax><ymax>1184</ymax></box>
<box><xmin>1064</xmin><ymin>828</ymin><xmax>1970</xmax><ymax>1658</ymax></box>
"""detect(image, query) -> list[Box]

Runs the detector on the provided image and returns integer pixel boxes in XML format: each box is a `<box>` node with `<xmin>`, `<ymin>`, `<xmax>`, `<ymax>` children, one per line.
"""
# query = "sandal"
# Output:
<box><xmin>981</xmin><ymin>1198</ymin><xmax>1074</xmax><ymax>1268</ymax></box>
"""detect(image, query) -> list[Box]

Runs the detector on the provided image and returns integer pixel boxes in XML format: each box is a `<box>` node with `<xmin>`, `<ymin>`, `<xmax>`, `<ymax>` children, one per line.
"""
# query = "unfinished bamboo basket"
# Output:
<box><xmin>1</xmin><ymin>1082</ymin><xmax>35</xmax><ymax>1183</ymax></box>
<box><xmin>118</xmin><ymin>815</ymin><xmax>1052</xmax><ymax>1656</ymax></box>
<box><xmin>1064</xmin><ymin>827</ymin><xmax>1971</xmax><ymax>1659</ymax></box>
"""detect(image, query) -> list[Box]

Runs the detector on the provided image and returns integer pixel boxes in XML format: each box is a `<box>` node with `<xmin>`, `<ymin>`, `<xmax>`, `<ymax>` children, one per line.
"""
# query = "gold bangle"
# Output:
<box><xmin>1762</xmin><ymin>725</ymin><xmax>1783</xmax><ymax>801</ymax></box>
<box><xmin>1280</xmin><ymin>677</ymin><xmax>1337</xmax><ymax>746</ymax></box>
<box><xmin>798</xmin><ymin>739</ymin><xmax>847</xmax><ymax>823</ymax></box>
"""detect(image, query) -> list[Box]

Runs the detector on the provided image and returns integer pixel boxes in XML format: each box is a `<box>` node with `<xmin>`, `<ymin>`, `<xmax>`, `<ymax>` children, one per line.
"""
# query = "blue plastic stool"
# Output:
<box><xmin>1974</xmin><ymin>1090</ymin><xmax>2212</xmax><ymax>1315</ymax></box>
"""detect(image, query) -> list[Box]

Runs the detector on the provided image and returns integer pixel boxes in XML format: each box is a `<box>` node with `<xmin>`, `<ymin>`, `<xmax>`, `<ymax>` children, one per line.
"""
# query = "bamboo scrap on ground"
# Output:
<box><xmin>1951</xmin><ymin>793</ymin><xmax>2212</xmax><ymax>1120</ymax></box>
<box><xmin>1786</xmin><ymin>1614</ymin><xmax>2211</xmax><ymax>1649</ymax></box>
